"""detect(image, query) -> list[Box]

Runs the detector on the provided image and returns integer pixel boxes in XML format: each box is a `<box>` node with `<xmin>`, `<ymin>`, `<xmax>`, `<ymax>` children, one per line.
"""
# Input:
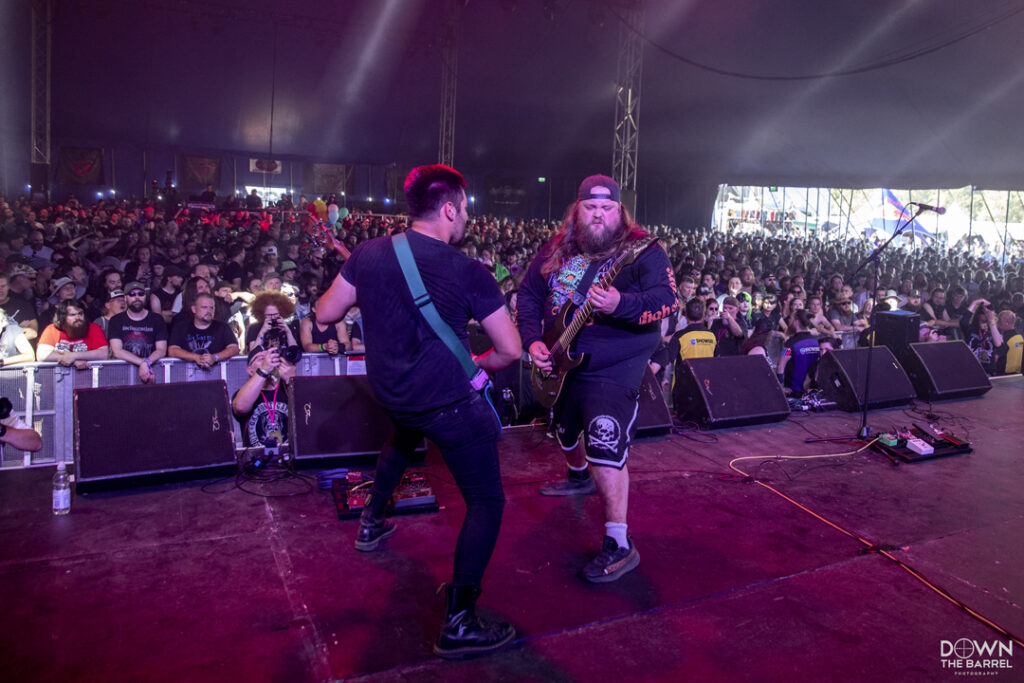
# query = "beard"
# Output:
<box><xmin>128</xmin><ymin>300</ymin><xmax>146</xmax><ymax>313</ymax></box>
<box><xmin>577</xmin><ymin>213</ymin><xmax>625</xmax><ymax>256</ymax></box>
<box><xmin>64</xmin><ymin>320</ymin><xmax>90</xmax><ymax>339</ymax></box>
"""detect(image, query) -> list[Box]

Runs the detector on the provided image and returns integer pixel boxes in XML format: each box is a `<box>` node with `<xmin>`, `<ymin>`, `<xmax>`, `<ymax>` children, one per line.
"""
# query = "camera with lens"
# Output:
<box><xmin>263</xmin><ymin>319</ymin><xmax>303</xmax><ymax>365</ymax></box>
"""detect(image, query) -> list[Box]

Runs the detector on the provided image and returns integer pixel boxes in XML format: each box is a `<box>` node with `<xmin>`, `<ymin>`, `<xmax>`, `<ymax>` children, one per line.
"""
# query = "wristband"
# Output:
<box><xmin>256</xmin><ymin>368</ymin><xmax>272</xmax><ymax>379</ymax></box>
<box><xmin>319</xmin><ymin>343</ymin><xmax>325</xmax><ymax>352</ymax></box>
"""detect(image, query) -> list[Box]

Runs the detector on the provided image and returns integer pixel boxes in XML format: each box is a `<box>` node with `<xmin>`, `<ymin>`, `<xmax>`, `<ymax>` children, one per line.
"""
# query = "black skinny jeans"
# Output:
<box><xmin>368</xmin><ymin>391</ymin><xmax>505</xmax><ymax>587</ymax></box>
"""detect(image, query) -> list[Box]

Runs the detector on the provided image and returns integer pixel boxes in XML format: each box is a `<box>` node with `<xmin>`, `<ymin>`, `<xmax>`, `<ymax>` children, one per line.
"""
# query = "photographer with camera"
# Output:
<box><xmin>245</xmin><ymin>291</ymin><xmax>298</xmax><ymax>353</ymax></box>
<box><xmin>232</xmin><ymin>347</ymin><xmax>297</xmax><ymax>449</ymax></box>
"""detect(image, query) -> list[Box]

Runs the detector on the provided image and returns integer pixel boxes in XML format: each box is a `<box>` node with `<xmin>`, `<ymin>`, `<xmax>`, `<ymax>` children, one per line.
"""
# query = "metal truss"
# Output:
<box><xmin>612</xmin><ymin>0</ymin><xmax>644</xmax><ymax>204</ymax></box>
<box><xmin>438</xmin><ymin>0</ymin><xmax>460</xmax><ymax>167</ymax></box>
<box><xmin>31</xmin><ymin>0</ymin><xmax>53</xmax><ymax>168</ymax></box>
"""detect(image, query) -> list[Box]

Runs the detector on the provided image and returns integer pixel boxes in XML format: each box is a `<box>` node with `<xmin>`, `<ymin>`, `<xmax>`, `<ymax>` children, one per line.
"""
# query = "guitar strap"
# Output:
<box><xmin>568</xmin><ymin>258</ymin><xmax>608</xmax><ymax>307</ymax></box>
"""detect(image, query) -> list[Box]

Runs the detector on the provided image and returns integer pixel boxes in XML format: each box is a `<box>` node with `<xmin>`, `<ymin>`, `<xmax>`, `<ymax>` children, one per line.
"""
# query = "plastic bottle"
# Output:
<box><xmin>52</xmin><ymin>462</ymin><xmax>71</xmax><ymax>515</ymax></box>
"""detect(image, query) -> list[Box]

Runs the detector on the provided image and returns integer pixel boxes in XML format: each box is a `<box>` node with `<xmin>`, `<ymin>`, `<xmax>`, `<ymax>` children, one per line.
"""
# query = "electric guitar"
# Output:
<box><xmin>531</xmin><ymin>236</ymin><xmax>658</xmax><ymax>408</ymax></box>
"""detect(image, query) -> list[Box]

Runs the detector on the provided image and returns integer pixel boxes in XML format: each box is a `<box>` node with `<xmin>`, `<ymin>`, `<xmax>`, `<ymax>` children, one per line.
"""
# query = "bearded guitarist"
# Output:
<box><xmin>516</xmin><ymin>174</ymin><xmax>678</xmax><ymax>583</ymax></box>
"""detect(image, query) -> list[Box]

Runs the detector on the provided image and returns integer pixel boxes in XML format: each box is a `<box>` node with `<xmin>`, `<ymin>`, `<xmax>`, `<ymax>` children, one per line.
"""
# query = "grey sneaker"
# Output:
<box><xmin>580</xmin><ymin>536</ymin><xmax>639</xmax><ymax>583</ymax></box>
<box><xmin>539</xmin><ymin>474</ymin><xmax>597</xmax><ymax>497</ymax></box>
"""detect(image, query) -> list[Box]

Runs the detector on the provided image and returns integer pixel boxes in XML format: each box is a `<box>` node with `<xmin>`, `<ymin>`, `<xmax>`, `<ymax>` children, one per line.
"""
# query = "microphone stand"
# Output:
<box><xmin>807</xmin><ymin>206</ymin><xmax>925</xmax><ymax>446</ymax></box>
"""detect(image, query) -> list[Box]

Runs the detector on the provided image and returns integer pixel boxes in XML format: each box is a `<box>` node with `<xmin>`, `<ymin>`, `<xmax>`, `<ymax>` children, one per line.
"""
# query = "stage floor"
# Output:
<box><xmin>2</xmin><ymin>377</ymin><xmax>1022</xmax><ymax>682</ymax></box>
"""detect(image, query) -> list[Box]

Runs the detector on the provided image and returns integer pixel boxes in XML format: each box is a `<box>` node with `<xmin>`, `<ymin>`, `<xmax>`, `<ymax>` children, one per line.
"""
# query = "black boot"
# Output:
<box><xmin>354</xmin><ymin>494</ymin><xmax>396</xmax><ymax>552</ymax></box>
<box><xmin>433</xmin><ymin>584</ymin><xmax>515</xmax><ymax>660</ymax></box>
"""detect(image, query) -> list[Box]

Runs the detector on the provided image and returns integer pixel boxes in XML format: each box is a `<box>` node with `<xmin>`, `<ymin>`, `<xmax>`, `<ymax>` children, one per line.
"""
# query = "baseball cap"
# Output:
<box><xmin>124</xmin><ymin>281</ymin><xmax>145</xmax><ymax>293</ymax></box>
<box><xmin>8</xmin><ymin>264</ymin><xmax>36</xmax><ymax>279</ymax></box>
<box><xmin>577</xmin><ymin>175</ymin><xmax>620</xmax><ymax>202</ymax></box>
<box><xmin>908</xmin><ymin>288</ymin><xmax>922</xmax><ymax>297</ymax></box>
<box><xmin>107</xmin><ymin>289</ymin><xmax>126</xmax><ymax>301</ymax></box>
<box><xmin>279</xmin><ymin>260</ymin><xmax>298</xmax><ymax>273</ymax></box>
<box><xmin>263</xmin><ymin>271</ymin><xmax>282</xmax><ymax>284</ymax></box>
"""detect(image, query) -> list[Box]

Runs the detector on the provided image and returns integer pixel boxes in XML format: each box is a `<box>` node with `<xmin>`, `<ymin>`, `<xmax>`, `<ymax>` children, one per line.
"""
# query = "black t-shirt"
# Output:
<box><xmin>233</xmin><ymin>387</ymin><xmax>289</xmax><ymax>448</ymax></box>
<box><xmin>168</xmin><ymin>318</ymin><xmax>237</xmax><ymax>355</ymax></box>
<box><xmin>107</xmin><ymin>311</ymin><xmax>168</xmax><ymax>358</ymax></box>
<box><xmin>1</xmin><ymin>294</ymin><xmax>37</xmax><ymax>326</ymax></box>
<box><xmin>341</xmin><ymin>230</ymin><xmax>505</xmax><ymax>412</ymax></box>
<box><xmin>152</xmin><ymin>287</ymin><xmax>177</xmax><ymax>312</ymax></box>
<box><xmin>223</xmin><ymin>261</ymin><xmax>244</xmax><ymax>285</ymax></box>
<box><xmin>710</xmin><ymin>315</ymin><xmax>749</xmax><ymax>356</ymax></box>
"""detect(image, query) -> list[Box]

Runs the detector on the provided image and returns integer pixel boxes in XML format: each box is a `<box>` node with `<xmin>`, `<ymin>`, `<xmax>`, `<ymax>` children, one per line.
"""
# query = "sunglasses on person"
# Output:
<box><xmin>707</xmin><ymin>305</ymin><xmax>719</xmax><ymax>312</ymax></box>
<box><xmin>127</xmin><ymin>290</ymin><xmax>146</xmax><ymax>297</ymax></box>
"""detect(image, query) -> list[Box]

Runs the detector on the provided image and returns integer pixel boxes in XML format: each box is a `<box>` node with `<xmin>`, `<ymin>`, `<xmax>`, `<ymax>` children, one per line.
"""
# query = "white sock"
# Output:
<box><xmin>568</xmin><ymin>463</ymin><xmax>588</xmax><ymax>472</ymax></box>
<box><xmin>605</xmin><ymin>522</ymin><xmax>629</xmax><ymax>549</ymax></box>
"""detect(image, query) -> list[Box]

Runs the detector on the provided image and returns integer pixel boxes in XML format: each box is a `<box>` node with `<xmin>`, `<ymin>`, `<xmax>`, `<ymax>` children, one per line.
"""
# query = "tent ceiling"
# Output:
<box><xmin>46</xmin><ymin>0</ymin><xmax>1024</xmax><ymax>189</ymax></box>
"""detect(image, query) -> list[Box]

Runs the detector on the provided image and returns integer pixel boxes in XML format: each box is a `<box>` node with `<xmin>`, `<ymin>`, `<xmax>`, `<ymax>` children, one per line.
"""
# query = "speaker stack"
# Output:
<box><xmin>815</xmin><ymin>346</ymin><xmax>916</xmax><ymax>411</ymax></box>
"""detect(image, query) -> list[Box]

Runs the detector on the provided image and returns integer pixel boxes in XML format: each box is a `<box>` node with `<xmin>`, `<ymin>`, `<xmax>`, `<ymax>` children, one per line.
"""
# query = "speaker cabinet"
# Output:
<box><xmin>899</xmin><ymin>341</ymin><xmax>992</xmax><ymax>401</ymax></box>
<box><xmin>875</xmin><ymin>311</ymin><xmax>920</xmax><ymax>357</ymax></box>
<box><xmin>635</xmin><ymin>365</ymin><xmax>672</xmax><ymax>438</ymax></box>
<box><xmin>816</xmin><ymin>347</ymin><xmax>916</xmax><ymax>411</ymax></box>
<box><xmin>74</xmin><ymin>381</ymin><xmax>236</xmax><ymax>487</ymax></box>
<box><xmin>673</xmin><ymin>356</ymin><xmax>789</xmax><ymax>428</ymax></box>
<box><xmin>288</xmin><ymin>375</ymin><xmax>423</xmax><ymax>460</ymax></box>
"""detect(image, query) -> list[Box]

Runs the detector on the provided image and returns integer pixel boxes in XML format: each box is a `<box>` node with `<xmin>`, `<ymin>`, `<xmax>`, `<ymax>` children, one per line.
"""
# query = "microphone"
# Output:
<box><xmin>908</xmin><ymin>202</ymin><xmax>946</xmax><ymax>215</ymax></box>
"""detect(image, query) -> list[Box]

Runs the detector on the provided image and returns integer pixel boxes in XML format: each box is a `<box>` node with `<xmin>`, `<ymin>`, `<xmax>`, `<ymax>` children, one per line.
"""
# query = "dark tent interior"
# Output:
<box><xmin>4</xmin><ymin>0</ymin><xmax>1024</xmax><ymax>224</ymax></box>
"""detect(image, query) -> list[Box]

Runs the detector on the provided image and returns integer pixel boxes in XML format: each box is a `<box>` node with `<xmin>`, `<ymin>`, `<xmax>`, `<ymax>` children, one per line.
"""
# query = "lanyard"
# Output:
<box><xmin>260</xmin><ymin>384</ymin><xmax>280</xmax><ymax>430</ymax></box>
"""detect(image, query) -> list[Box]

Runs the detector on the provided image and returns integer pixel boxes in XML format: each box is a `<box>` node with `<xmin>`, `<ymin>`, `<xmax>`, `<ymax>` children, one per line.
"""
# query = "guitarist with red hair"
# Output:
<box><xmin>517</xmin><ymin>174</ymin><xmax>678</xmax><ymax>583</ymax></box>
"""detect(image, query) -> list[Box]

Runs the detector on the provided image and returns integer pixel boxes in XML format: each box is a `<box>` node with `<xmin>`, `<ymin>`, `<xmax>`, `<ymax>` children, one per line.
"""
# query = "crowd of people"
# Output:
<box><xmin>0</xmin><ymin>188</ymin><xmax>1021</xmax><ymax>398</ymax></box>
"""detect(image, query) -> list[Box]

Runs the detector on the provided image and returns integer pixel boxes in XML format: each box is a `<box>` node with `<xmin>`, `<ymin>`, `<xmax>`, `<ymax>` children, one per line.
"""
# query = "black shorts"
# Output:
<box><xmin>553</xmin><ymin>380</ymin><xmax>640</xmax><ymax>470</ymax></box>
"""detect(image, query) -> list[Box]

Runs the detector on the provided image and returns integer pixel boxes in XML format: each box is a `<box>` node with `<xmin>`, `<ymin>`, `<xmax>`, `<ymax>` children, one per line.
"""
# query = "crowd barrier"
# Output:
<box><xmin>0</xmin><ymin>353</ymin><xmax>356</xmax><ymax>469</ymax></box>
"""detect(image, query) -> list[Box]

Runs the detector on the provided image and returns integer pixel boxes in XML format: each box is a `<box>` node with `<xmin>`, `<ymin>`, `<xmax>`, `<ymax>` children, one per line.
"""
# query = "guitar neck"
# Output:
<box><xmin>556</xmin><ymin>262</ymin><xmax>625</xmax><ymax>350</ymax></box>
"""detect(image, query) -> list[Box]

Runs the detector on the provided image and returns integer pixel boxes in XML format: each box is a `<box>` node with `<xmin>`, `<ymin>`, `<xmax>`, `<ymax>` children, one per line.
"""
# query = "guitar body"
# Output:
<box><xmin>531</xmin><ymin>302</ymin><xmax>585</xmax><ymax>408</ymax></box>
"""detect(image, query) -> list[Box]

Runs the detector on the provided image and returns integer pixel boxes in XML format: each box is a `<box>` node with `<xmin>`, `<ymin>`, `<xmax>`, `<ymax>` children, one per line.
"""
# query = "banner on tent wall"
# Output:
<box><xmin>484</xmin><ymin>177</ymin><xmax>528</xmax><ymax>217</ymax></box>
<box><xmin>180</xmin><ymin>155</ymin><xmax>222</xmax><ymax>190</ymax></box>
<box><xmin>249</xmin><ymin>158</ymin><xmax>282</xmax><ymax>174</ymax></box>
<box><xmin>309</xmin><ymin>163</ymin><xmax>353</xmax><ymax>196</ymax></box>
<box><xmin>58</xmin><ymin>147</ymin><xmax>104</xmax><ymax>185</ymax></box>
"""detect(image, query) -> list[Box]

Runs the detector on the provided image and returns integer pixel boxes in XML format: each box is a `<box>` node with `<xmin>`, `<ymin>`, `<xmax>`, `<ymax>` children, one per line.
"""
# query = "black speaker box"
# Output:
<box><xmin>74</xmin><ymin>381</ymin><xmax>236</xmax><ymax>487</ymax></box>
<box><xmin>899</xmin><ymin>341</ymin><xmax>992</xmax><ymax>401</ymax></box>
<box><xmin>673</xmin><ymin>356</ymin><xmax>789</xmax><ymax>428</ymax></box>
<box><xmin>635</xmin><ymin>365</ymin><xmax>672</xmax><ymax>438</ymax></box>
<box><xmin>816</xmin><ymin>346</ymin><xmax>916</xmax><ymax>411</ymax></box>
<box><xmin>875</xmin><ymin>311</ymin><xmax>919</xmax><ymax>357</ymax></box>
<box><xmin>288</xmin><ymin>375</ymin><xmax>423</xmax><ymax>460</ymax></box>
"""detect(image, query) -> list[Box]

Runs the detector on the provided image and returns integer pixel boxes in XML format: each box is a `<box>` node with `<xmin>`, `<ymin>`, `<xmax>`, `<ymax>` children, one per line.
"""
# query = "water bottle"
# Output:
<box><xmin>52</xmin><ymin>462</ymin><xmax>71</xmax><ymax>515</ymax></box>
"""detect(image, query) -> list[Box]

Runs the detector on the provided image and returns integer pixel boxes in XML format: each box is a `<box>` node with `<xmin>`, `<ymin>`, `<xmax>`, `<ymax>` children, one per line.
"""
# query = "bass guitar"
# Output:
<box><xmin>531</xmin><ymin>236</ymin><xmax>658</xmax><ymax>408</ymax></box>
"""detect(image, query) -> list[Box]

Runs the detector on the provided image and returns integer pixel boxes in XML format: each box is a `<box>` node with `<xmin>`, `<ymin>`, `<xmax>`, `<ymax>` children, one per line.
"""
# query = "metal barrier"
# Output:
<box><xmin>0</xmin><ymin>354</ymin><xmax>355</xmax><ymax>469</ymax></box>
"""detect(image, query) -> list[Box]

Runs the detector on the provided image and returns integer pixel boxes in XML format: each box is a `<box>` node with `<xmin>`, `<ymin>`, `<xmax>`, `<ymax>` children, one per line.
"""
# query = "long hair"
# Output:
<box><xmin>540</xmin><ymin>200</ymin><xmax>647</xmax><ymax>277</ymax></box>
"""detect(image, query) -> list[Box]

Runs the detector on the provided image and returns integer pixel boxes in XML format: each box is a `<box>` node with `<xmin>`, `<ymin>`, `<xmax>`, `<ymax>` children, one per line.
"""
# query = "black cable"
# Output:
<box><xmin>604</xmin><ymin>0</ymin><xmax>1024</xmax><ymax>82</ymax></box>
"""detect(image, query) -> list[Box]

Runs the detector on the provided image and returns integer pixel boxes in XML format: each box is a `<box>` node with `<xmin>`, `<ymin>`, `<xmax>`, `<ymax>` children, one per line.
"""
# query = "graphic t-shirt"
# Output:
<box><xmin>233</xmin><ymin>387</ymin><xmax>289</xmax><ymax>448</ymax></box>
<box><xmin>107</xmin><ymin>311</ymin><xmax>168</xmax><ymax>358</ymax></box>
<box><xmin>38</xmin><ymin>323</ymin><xmax>108</xmax><ymax>353</ymax></box>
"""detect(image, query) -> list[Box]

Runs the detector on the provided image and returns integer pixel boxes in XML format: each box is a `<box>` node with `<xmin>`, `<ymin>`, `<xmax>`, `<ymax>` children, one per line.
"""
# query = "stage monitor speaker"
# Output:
<box><xmin>74</xmin><ymin>380</ymin><xmax>236</xmax><ymax>487</ymax></box>
<box><xmin>899</xmin><ymin>341</ymin><xmax>992</xmax><ymax>401</ymax></box>
<box><xmin>288</xmin><ymin>375</ymin><xmax>424</xmax><ymax>460</ymax></box>
<box><xmin>875</xmin><ymin>311</ymin><xmax>919</xmax><ymax>357</ymax></box>
<box><xmin>673</xmin><ymin>356</ymin><xmax>789</xmax><ymax>429</ymax></box>
<box><xmin>635</xmin><ymin>365</ymin><xmax>671</xmax><ymax>438</ymax></box>
<box><xmin>816</xmin><ymin>346</ymin><xmax>916</xmax><ymax>411</ymax></box>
